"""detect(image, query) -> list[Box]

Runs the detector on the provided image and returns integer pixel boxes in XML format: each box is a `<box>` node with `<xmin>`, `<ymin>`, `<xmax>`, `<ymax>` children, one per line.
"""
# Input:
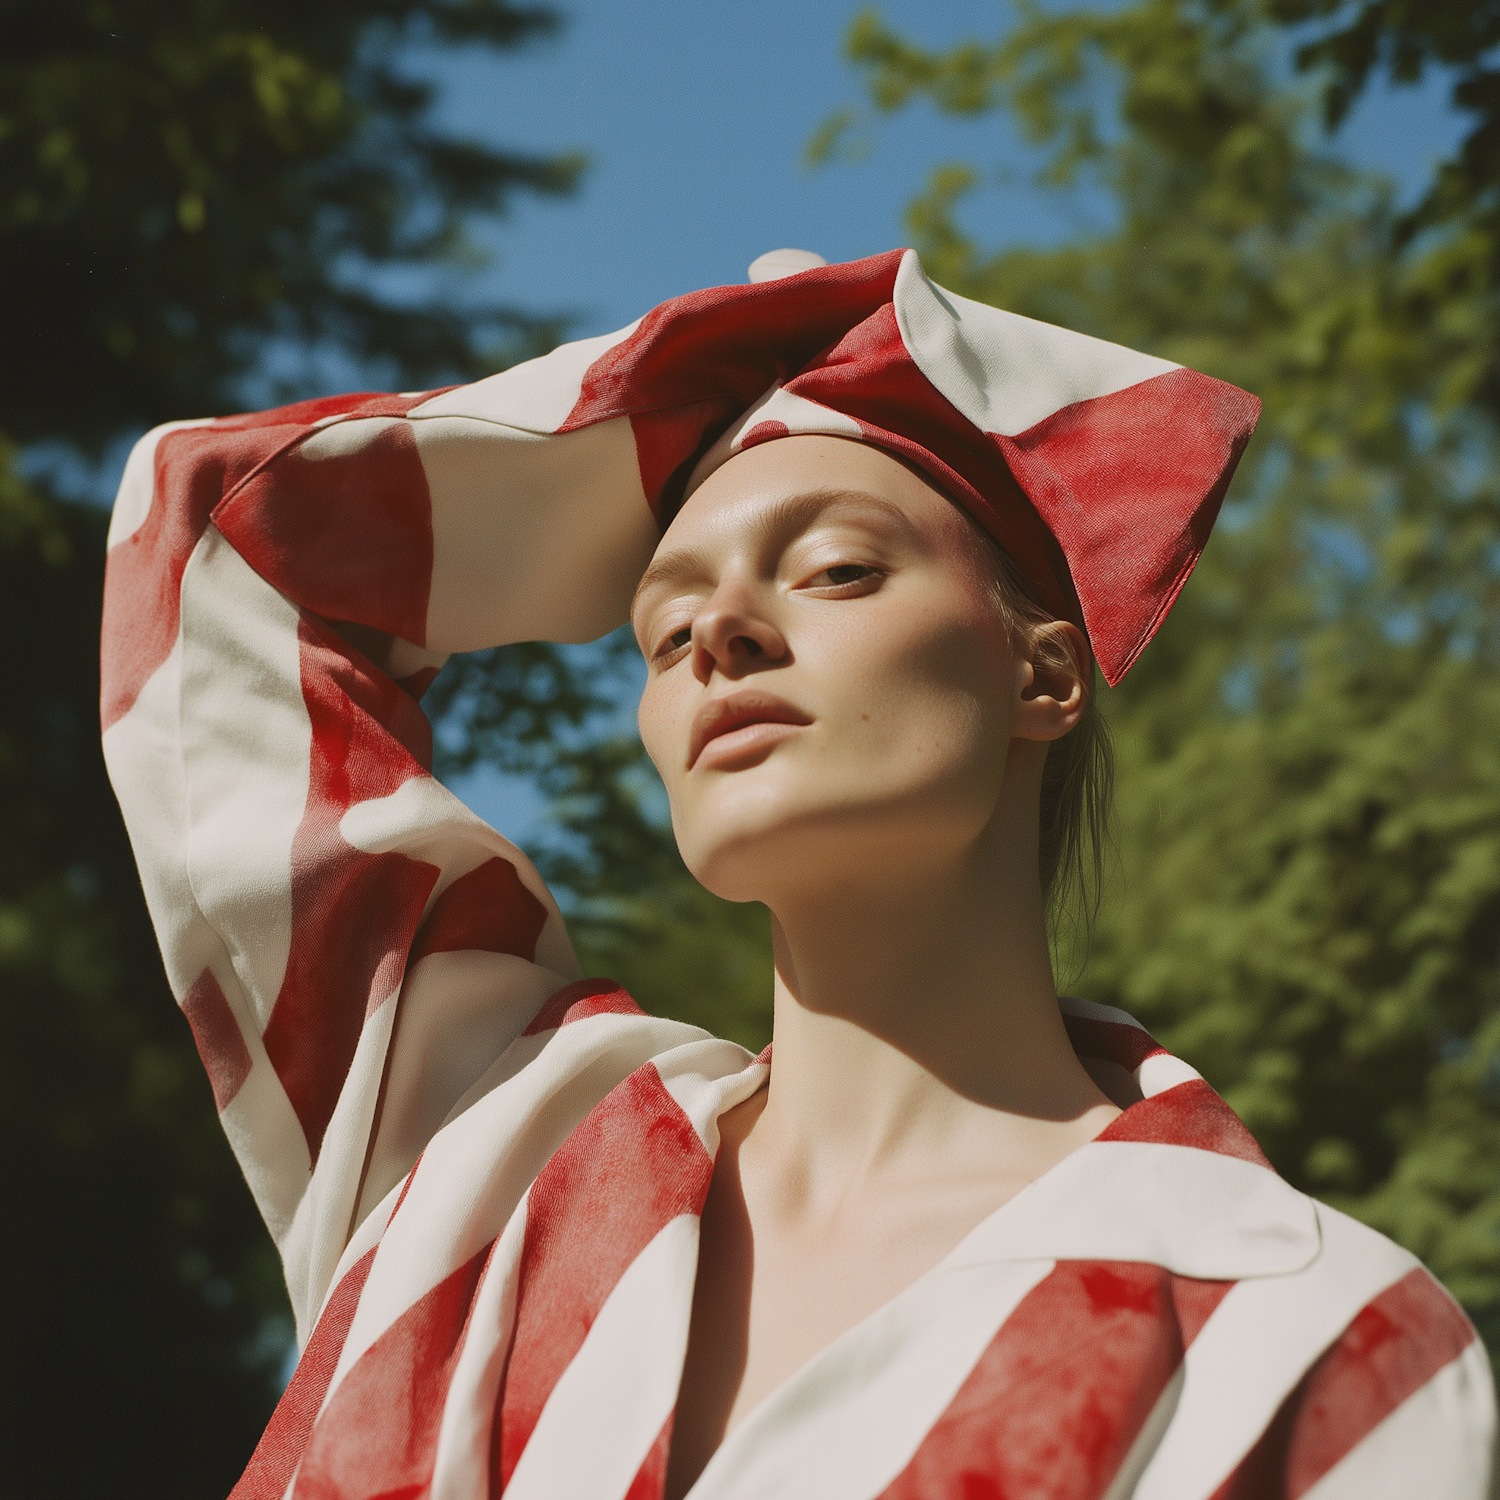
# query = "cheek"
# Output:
<box><xmin>828</xmin><ymin>601</ymin><xmax>1015</xmax><ymax>763</ymax></box>
<box><xmin>637</xmin><ymin>672</ymin><xmax>685</xmax><ymax>784</ymax></box>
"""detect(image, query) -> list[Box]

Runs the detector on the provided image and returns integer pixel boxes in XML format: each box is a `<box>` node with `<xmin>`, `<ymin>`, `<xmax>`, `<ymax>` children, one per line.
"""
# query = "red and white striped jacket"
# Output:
<box><xmin>102</xmin><ymin>271</ymin><xmax>1494</xmax><ymax>1499</ymax></box>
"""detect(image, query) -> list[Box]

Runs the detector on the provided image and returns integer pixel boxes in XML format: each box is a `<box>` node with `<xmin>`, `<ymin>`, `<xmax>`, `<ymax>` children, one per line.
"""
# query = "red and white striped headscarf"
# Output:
<box><xmin>415</xmin><ymin>246</ymin><xmax>1259</xmax><ymax>684</ymax></box>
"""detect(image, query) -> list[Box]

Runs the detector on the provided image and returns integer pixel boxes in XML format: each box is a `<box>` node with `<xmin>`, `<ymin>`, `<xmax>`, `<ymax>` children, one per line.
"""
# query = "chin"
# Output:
<box><xmin>674</xmin><ymin>776</ymin><xmax>990</xmax><ymax>907</ymax></box>
<box><xmin>674</xmin><ymin>802</ymin><xmax>813</xmax><ymax>906</ymax></box>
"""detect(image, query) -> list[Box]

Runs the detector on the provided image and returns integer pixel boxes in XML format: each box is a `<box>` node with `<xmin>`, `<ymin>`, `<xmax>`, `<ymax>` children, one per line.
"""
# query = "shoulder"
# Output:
<box><xmin>1182</xmin><ymin>1202</ymin><xmax>1495</xmax><ymax>1499</ymax></box>
<box><xmin>320</xmin><ymin>980</ymin><xmax>755</xmax><ymax>1311</ymax></box>
<box><xmin>426</xmin><ymin>979</ymin><xmax>757</xmax><ymax>1161</ymax></box>
<box><xmin>1055</xmin><ymin>997</ymin><xmax>1496</xmax><ymax>1497</ymax></box>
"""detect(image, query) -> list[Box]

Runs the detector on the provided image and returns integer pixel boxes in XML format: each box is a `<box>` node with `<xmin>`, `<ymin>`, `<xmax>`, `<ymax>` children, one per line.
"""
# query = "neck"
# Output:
<box><xmin>747</xmin><ymin>778</ymin><xmax>1113</xmax><ymax>1198</ymax></box>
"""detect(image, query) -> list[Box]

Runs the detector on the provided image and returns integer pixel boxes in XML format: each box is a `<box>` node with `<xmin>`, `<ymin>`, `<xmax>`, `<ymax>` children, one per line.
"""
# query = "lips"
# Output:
<box><xmin>687</xmin><ymin>690</ymin><xmax>812</xmax><ymax>769</ymax></box>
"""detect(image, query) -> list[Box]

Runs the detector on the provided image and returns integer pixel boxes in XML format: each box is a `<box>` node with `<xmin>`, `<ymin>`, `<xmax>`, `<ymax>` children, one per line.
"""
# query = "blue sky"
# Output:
<box><xmin>38</xmin><ymin>2</ymin><xmax>1466</xmax><ymax>840</ymax></box>
<box><xmin>415</xmin><ymin>0</ymin><xmax>1470</xmax><ymax>837</ymax></box>
<box><xmin>415</xmin><ymin>0</ymin><xmax>1469</xmax><ymax>339</ymax></box>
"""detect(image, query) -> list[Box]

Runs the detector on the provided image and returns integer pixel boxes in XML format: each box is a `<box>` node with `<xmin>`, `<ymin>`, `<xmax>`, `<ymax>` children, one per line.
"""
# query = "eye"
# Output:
<box><xmin>653</xmin><ymin>625</ymin><xmax>693</xmax><ymax>664</ymax></box>
<box><xmin>801</xmin><ymin>562</ymin><xmax>882</xmax><ymax>592</ymax></box>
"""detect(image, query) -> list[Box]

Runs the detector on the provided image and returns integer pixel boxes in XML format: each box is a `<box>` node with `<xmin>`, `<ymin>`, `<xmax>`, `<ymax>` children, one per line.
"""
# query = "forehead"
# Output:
<box><xmin>630</xmin><ymin>436</ymin><xmax>987</xmax><ymax>625</ymax></box>
<box><xmin>658</xmin><ymin>434</ymin><xmax>954</xmax><ymax>552</ymax></box>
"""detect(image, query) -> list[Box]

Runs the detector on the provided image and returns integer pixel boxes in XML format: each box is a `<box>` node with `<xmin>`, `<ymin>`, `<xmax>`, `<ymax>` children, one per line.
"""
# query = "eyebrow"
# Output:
<box><xmin>631</xmin><ymin>487</ymin><xmax>918</xmax><ymax>611</ymax></box>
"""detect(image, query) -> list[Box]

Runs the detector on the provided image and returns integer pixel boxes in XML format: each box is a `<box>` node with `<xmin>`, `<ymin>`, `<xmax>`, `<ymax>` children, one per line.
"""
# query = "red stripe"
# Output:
<box><xmin>213</xmin><ymin>414</ymin><xmax>434</xmax><ymax>646</ymax></box>
<box><xmin>261</xmin><ymin>617</ymin><xmax>441</xmax><ymax>1163</ymax></box>
<box><xmin>786</xmin><ymin>300</ymin><xmax>1076</xmax><ymax>624</ymax></box>
<box><xmin>210</xmin><ymin>392</ymin><xmax>452</xmax><ymax>432</ymax></box>
<box><xmin>565</xmin><ymin>253</ymin><xmax>906</xmax><ymax>518</ymax></box>
<box><xmin>493</xmin><ymin>1063</ymin><xmax>713</xmax><ymax>1488</ymax></box>
<box><xmin>230</xmin><ymin>1247</ymin><xmax>378</xmax><ymax>1500</ymax></box>
<box><xmin>995</xmin><ymin>369</ymin><xmax>1259</xmax><ymax>684</ymax></box>
<box><xmin>565</xmin><ymin>252</ymin><xmax>903</xmax><ymax>436</ymax></box>
<box><xmin>180</xmin><ymin>966</ymin><xmax>253</xmax><ymax>1110</ymax></box>
<box><xmin>101</xmin><ymin>391</ymin><xmax>445</xmax><ymax>732</ymax></box>
<box><xmin>292</xmin><ymin>1245</ymin><xmax>493</xmax><ymax>1500</ymax></box>
<box><xmin>877</xmin><ymin>1262</ymin><xmax>1233</xmax><ymax>1500</ymax></box>
<box><xmin>1100</xmin><ymin>1079</ymin><xmax>1270</xmax><ymax>1168</ymax></box>
<box><xmin>1212</xmin><ymin>1267</ymin><xmax>1478</xmax><ymax>1499</ymax></box>
<box><xmin>102</xmin><ymin>421</ymin><xmax>291</xmax><ymax>729</ymax></box>
<box><xmin>521</xmin><ymin>978</ymin><xmax>644</xmax><ymax>1037</ymax></box>
<box><xmin>622</xmin><ymin>1414</ymin><xmax>674</xmax><ymax>1500</ymax></box>
<box><xmin>1062</xmin><ymin>1013</ymin><xmax>1163</xmax><ymax>1072</ymax></box>
<box><xmin>629</xmin><ymin>398</ymin><xmax>738</xmax><ymax>520</ymax></box>
<box><xmin>408</xmin><ymin>857</ymin><xmax>548</xmax><ymax>969</ymax></box>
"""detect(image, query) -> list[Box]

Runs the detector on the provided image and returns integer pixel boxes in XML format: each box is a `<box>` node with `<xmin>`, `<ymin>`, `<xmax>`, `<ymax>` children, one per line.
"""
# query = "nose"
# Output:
<box><xmin>690</xmin><ymin>580</ymin><xmax>788</xmax><ymax>684</ymax></box>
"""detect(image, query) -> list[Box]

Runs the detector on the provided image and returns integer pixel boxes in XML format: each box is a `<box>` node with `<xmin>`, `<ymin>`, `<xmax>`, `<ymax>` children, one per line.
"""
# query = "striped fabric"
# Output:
<box><xmin>101</xmin><ymin>259</ymin><xmax>1492</xmax><ymax>1498</ymax></box>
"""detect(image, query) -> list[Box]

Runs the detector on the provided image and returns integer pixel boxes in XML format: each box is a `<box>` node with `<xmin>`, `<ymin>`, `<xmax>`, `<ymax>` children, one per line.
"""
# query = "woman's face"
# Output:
<box><xmin>632</xmin><ymin>435</ymin><xmax>1047</xmax><ymax>904</ymax></box>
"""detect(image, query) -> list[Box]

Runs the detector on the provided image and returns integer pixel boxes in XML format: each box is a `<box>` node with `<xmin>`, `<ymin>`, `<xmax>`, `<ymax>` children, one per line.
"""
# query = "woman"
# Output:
<box><xmin>102</xmin><ymin>248</ymin><xmax>1494</xmax><ymax>1499</ymax></box>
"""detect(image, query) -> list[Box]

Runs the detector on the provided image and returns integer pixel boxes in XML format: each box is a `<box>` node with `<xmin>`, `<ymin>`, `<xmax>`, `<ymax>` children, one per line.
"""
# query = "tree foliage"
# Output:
<box><xmin>1</xmin><ymin>0</ymin><xmax>580</xmax><ymax>450</ymax></box>
<box><xmin>0</xmin><ymin>3</ymin><xmax>579</xmax><ymax>1493</ymax></box>
<box><xmin>825</xmin><ymin>0</ymin><xmax>1500</xmax><ymax>1351</ymax></box>
<box><xmin>1266</xmin><ymin>0</ymin><xmax>1500</xmax><ymax>366</ymax></box>
<box><xmin>1</xmin><ymin>478</ymin><xmax>292</xmax><ymax>1492</ymax></box>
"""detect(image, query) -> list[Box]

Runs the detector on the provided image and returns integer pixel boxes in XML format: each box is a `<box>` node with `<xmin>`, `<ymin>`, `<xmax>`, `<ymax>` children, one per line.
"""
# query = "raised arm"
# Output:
<box><xmin>102</xmin><ymin>248</ymin><xmax>1265</xmax><ymax>1343</ymax></box>
<box><xmin>101</xmin><ymin>354</ymin><xmax>660</xmax><ymax>1332</ymax></box>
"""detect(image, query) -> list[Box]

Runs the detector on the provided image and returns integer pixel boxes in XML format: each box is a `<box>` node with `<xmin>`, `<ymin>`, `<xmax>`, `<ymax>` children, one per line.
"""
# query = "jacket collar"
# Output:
<box><xmin>941</xmin><ymin>1123</ymin><xmax>1321</xmax><ymax>1280</ymax></box>
<box><xmin>938</xmin><ymin>999</ymin><xmax>1321</xmax><ymax>1280</ymax></box>
<box><xmin>666</xmin><ymin>998</ymin><xmax>1321</xmax><ymax>1284</ymax></box>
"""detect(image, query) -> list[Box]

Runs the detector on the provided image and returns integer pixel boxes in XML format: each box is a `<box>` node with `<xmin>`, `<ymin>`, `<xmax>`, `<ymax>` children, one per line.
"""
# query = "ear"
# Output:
<box><xmin>1012</xmin><ymin>621</ymin><xmax>1090</xmax><ymax>743</ymax></box>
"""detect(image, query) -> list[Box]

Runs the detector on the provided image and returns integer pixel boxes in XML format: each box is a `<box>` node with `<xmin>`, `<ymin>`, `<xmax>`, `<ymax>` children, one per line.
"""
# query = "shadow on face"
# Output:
<box><xmin>631</xmin><ymin>435</ymin><xmax>1044</xmax><ymax>908</ymax></box>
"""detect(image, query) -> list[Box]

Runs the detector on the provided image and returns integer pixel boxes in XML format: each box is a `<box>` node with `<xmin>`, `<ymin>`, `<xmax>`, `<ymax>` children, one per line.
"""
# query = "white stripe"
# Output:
<box><xmin>106</xmin><ymin>547</ymin><xmax>313</xmax><ymax>1249</ymax></box>
<box><xmin>414</xmin><ymin>413</ymin><xmax>656</xmax><ymax>654</ymax></box>
<box><xmin>281</xmin><ymin>996</ymin><xmax>400</xmax><ymax>1341</ymax></box>
<box><xmin>337</xmin><ymin>774</ymin><xmax>537</xmax><ymax>873</ymax></box>
<box><xmin>335</xmin><ymin>773</ymin><xmax>558</xmax><ymax>927</ymax></box>
<box><xmin>407</xmin><ymin>320</ymin><xmax>641</xmax><ymax>431</ymax></box>
<box><xmin>385</xmin><ymin>636</ymin><xmax>448</xmax><ymax>680</ymax></box>
<box><xmin>895</xmin><ymin>250</ymin><xmax>1178</xmax><ymax>436</ymax></box>
<box><xmin>336</xmin><ymin>760</ymin><xmax>577</xmax><ymax>979</ymax></box>
<box><xmin>323</xmin><ymin>1011</ymin><xmax>706</xmax><ymax>1395</ymax></box>
<box><xmin>294</xmin><ymin>415</ymin><xmax>402</xmax><ymax>461</ymax></box>
<box><xmin>179</xmin><ymin>529</ymin><xmax>310</xmax><ymax>1029</ymax></box>
<box><xmin>102</xmin><ymin>634</ymin><xmax>205</xmax><ymax>992</ymax></box>
<box><xmin>731</xmin><ymin>387</ymin><xmax>864</xmax><ymax>447</ymax></box>
<box><xmin>656</xmin><ymin>1039</ymin><xmax>766</xmax><ymax>1152</ymax></box>
<box><xmin>428</xmin><ymin>1193</ymin><xmax>532</xmax><ymax>1500</ymax></box>
<box><xmin>1059</xmin><ymin>995</ymin><xmax>1153</xmax><ymax>1031</ymax></box>
<box><xmin>946</xmin><ymin>1137</ymin><xmax>1318</xmax><ymax>1279</ymax></box>
<box><xmin>1137</xmin><ymin>1053</ymin><xmax>1201</xmax><ymax>1096</ymax></box>
<box><xmin>683</xmin><ymin>384</ymin><xmax>867</xmax><ymax>498</ymax></box>
<box><xmin>1302</xmin><ymin>1340</ymin><xmax>1496</xmax><ymax>1500</ymax></box>
<box><xmin>1133</xmin><ymin>1202</ymin><xmax>1420</xmax><ymax>1500</ymax></box>
<box><xmin>107</xmin><ymin>418</ymin><xmax>217</xmax><ymax>547</ymax></box>
<box><xmin>355</xmin><ymin>950</ymin><xmax>572</xmax><ymax>1224</ymax></box>
<box><xmin>691</xmin><ymin>1258</ymin><xmax>1056</xmax><ymax>1500</ymax></box>
<box><xmin>504</xmin><ymin>1214</ymin><xmax>702</xmax><ymax>1500</ymax></box>
<box><xmin>218</xmin><ymin>1002</ymin><xmax>314</xmax><ymax>1245</ymax></box>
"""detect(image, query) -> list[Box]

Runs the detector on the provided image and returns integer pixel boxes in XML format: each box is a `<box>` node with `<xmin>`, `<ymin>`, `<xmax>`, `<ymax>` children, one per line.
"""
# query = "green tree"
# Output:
<box><xmin>1266</xmin><ymin>0</ymin><xmax>1500</xmax><ymax>391</ymax></box>
<box><xmin>0</xmin><ymin>4</ymin><xmax>580</xmax><ymax>1494</ymax></box>
<box><xmin>820</xmin><ymin>0</ymin><xmax>1500</xmax><ymax>1351</ymax></box>
<box><xmin>2</xmin><ymin>0</ymin><xmax>580</xmax><ymax>447</ymax></box>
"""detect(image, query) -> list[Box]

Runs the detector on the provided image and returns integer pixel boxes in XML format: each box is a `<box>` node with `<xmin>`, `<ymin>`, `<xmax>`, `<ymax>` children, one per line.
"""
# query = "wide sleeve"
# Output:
<box><xmin>99</xmin><ymin>367</ymin><xmax>661</xmax><ymax>1333</ymax></box>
